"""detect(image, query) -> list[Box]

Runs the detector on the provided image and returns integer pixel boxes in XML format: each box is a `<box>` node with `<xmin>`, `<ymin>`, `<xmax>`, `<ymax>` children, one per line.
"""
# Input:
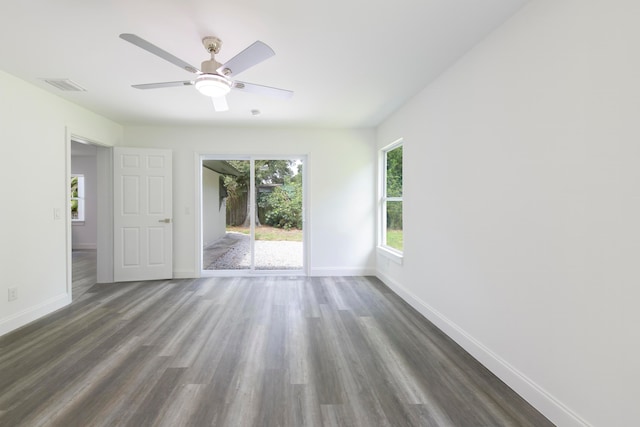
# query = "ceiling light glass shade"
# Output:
<box><xmin>195</xmin><ymin>74</ymin><xmax>232</xmax><ymax>97</ymax></box>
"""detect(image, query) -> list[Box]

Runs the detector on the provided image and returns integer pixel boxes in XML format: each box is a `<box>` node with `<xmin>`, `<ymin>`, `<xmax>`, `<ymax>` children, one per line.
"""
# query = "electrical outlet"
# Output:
<box><xmin>8</xmin><ymin>287</ymin><xmax>17</xmax><ymax>302</ymax></box>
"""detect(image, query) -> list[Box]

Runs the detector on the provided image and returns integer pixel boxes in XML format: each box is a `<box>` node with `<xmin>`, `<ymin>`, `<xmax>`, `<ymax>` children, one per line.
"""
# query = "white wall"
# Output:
<box><xmin>202</xmin><ymin>167</ymin><xmax>226</xmax><ymax>247</ymax></box>
<box><xmin>376</xmin><ymin>0</ymin><xmax>640</xmax><ymax>425</ymax></box>
<box><xmin>0</xmin><ymin>70</ymin><xmax>122</xmax><ymax>336</ymax></box>
<box><xmin>124</xmin><ymin>126</ymin><xmax>376</xmax><ymax>277</ymax></box>
<box><xmin>123</xmin><ymin>126</ymin><xmax>376</xmax><ymax>278</ymax></box>
<box><xmin>71</xmin><ymin>151</ymin><xmax>98</xmax><ymax>249</ymax></box>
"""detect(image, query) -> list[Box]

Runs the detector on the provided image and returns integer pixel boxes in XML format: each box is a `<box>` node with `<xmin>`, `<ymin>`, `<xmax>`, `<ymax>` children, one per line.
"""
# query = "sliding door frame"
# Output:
<box><xmin>195</xmin><ymin>153</ymin><xmax>309</xmax><ymax>277</ymax></box>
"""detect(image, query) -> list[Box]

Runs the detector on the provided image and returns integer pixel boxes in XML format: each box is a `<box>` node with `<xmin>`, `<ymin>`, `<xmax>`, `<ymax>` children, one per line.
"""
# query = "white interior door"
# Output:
<box><xmin>114</xmin><ymin>147</ymin><xmax>173</xmax><ymax>282</ymax></box>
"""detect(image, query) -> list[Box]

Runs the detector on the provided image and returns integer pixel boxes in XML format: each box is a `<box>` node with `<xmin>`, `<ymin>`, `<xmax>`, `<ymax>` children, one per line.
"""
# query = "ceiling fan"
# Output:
<box><xmin>119</xmin><ymin>33</ymin><xmax>293</xmax><ymax>112</ymax></box>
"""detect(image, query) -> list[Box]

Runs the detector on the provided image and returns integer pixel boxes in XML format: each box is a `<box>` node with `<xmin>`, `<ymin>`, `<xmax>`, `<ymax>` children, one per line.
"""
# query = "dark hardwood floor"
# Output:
<box><xmin>0</xmin><ymin>256</ymin><xmax>553</xmax><ymax>426</ymax></box>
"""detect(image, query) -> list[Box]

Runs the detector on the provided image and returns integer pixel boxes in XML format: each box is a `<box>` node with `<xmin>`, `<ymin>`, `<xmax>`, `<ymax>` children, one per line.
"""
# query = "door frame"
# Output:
<box><xmin>195</xmin><ymin>153</ymin><xmax>310</xmax><ymax>277</ymax></box>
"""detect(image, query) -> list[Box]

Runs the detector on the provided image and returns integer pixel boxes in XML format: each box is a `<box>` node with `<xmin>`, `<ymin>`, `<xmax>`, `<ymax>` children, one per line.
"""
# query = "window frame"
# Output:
<box><xmin>71</xmin><ymin>174</ymin><xmax>85</xmax><ymax>223</ymax></box>
<box><xmin>378</xmin><ymin>139</ymin><xmax>404</xmax><ymax>261</ymax></box>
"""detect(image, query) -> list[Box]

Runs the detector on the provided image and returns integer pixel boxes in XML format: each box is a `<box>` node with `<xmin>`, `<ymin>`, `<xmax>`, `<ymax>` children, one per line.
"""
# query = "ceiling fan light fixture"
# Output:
<box><xmin>195</xmin><ymin>74</ymin><xmax>231</xmax><ymax>97</ymax></box>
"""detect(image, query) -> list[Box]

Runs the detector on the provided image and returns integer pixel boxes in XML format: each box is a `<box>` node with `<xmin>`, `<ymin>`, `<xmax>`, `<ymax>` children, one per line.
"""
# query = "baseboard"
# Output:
<box><xmin>310</xmin><ymin>267</ymin><xmax>376</xmax><ymax>277</ymax></box>
<box><xmin>72</xmin><ymin>243</ymin><xmax>97</xmax><ymax>250</ymax></box>
<box><xmin>190</xmin><ymin>267</ymin><xmax>376</xmax><ymax>278</ymax></box>
<box><xmin>0</xmin><ymin>293</ymin><xmax>72</xmax><ymax>337</ymax></box>
<box><xmin>376</xmin><ymin>270</ymin><xmax>591</xmax><ymax>427</ymax></box>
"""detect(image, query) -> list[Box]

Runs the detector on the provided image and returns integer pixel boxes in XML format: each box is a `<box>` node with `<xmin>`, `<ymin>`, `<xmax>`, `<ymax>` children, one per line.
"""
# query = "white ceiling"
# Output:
<box><xmin>0</xmin><ymin>0</ymin><xmax>528</xmax><ymax>128</ymax></box>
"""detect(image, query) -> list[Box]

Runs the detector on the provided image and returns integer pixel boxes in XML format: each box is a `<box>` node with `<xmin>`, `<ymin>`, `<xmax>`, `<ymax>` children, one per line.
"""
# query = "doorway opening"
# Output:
<box><xmin>200</xmin><ymin>156</ymin><xmax>306</xmax><ymax>275</ymax></box>
<box><xmin>69</xmin><ymin>139</ymin><xmax>111</xmax><ymax>297</ymax></box>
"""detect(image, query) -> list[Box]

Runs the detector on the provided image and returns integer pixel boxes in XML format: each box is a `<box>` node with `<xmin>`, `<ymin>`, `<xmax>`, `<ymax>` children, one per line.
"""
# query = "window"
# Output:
<box><xmin>71</xmin><ymin>174</ymin><xmax>85</xmax><ymax>222</ymax></box>
<box><xmin>381</xmin><ymin>141</ymin><xmax>403</xmax><ymax>253</ymax></box>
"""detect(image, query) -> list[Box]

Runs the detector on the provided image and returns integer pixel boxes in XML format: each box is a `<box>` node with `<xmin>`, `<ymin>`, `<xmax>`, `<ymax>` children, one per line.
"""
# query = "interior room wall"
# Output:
<box><xmin>376</xmin><ymin>0</ymin><xmax>640</xmax><ymax>425</ymax></box>
<box><xmin>0</xmin><ymin>70</ymin><xmax>122</xmax><ymax>336</ymax></box>
<box><xmin>71</xmin><ymin>148</ymin><xmax>98</xmax><ymax>250</ymax></box>
<box><xmin>202</xmin><ymin>167</ymin><xmax>226</xmax><ymax>247</ymax></box>
<box><xmin>123</xmin><ymin>126</ymin><xmax>376</xmax><ymax>278</ymax></box>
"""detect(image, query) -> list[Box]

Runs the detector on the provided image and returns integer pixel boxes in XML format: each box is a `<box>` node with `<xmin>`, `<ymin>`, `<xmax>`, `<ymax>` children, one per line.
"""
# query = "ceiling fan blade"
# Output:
<box><xmin>212</xmin><ymin>96</ymin><xmax>229</xmax><ymax>112</ymax></box>
<box><xmin>233</xmin><ymin>81</ymin><xmax>294</xmax><ymax>99</ymax></box>
<box><xmin>217</xmin><ymin>41</ymin><xmax>275</xmax><ymax>78</ymax></box>
<box><xmin>120</xmin><ymin>33</ymin><xmax>200</xmax><ymax>74</ymax></box>
<box><xmin>132</xmin><ymin>81</ymin><xmax>194</xmax><ymax>90</ymax></box>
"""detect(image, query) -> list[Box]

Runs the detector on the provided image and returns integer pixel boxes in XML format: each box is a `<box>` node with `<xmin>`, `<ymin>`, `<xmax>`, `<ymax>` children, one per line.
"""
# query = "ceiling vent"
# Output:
<box><xmin>42</xmin><ymin>78</ymin><xmax>87</xmax><ymax>92</ymax></box>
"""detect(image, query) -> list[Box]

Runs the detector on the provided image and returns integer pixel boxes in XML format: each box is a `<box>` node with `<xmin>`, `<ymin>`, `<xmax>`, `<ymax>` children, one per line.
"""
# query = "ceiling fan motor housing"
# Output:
<box><xmin>201</xmin><ymin>58</ymin><xmax>223</xmax><ymax>74</ymax></box>
<box><xmin>197</xmin><ymin>57</ymin><xmax>232</xmax><ymax>97</ymax></box>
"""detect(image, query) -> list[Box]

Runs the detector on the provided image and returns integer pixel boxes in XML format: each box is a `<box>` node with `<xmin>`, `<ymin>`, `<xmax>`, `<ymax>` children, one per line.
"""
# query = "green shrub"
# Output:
<box><xmin>258</xmin><ymin>183</ymin><xmax>302</xmax><ymax>230</ymax></box>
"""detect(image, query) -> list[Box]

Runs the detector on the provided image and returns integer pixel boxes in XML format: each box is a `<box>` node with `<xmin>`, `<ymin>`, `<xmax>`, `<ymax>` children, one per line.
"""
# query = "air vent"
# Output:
<box><xmin>42</xmin><ymin>79</ymin><xmax>87</xmax><ymax>92</ymax></box>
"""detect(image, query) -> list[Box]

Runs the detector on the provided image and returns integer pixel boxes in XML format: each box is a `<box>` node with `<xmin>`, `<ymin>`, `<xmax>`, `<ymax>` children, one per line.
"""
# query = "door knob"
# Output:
<box><xmin>158</xmin><ymin>218</ymin><xmax>172</xmax><ymax>223</ymax></box>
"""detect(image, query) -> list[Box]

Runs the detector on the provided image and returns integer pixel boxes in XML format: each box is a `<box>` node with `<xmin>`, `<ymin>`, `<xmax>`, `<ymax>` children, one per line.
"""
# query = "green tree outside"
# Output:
<box><xmin>223</xmin><ymin>160</ymin><xmax>303</xmax><ymax>230</ymax></box>
<box><xmin>386</xmin><ymin>146</ymin><xmax>403</xmax><ymax>232</ymax></box>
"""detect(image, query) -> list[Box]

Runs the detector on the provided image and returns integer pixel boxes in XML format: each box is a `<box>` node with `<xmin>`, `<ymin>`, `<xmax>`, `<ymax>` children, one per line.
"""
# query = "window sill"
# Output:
<box><xmin>72</xmin><ymin>221</ymin><xmax>85</xmax><ymax>226</ymax></box>
<box><xmin>377</xmin><ymin>246</ymin><xmax>403</xmax><ymax>265</ymax></box>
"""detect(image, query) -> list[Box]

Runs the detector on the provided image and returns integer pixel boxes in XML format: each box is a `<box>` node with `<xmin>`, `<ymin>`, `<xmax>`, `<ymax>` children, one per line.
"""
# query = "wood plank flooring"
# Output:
<box><xmin>0</xmin><ymin>259</ymin><xmax>553</xmax><ymax>426</ymax></box>
<box><xmin>72</xmin><ymin>249</ymin><xmax>97</xmax><ymax>297</ymax></box>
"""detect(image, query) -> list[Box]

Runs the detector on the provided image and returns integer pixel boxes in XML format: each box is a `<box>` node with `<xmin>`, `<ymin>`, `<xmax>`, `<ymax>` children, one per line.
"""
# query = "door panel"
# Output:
<box><xmin>254</xmin><ymin>158</ymin><xmax>304</xmax><ymax>271</ymax></box>
<box><xmin>202</xmin><ymin>159</ymin><xmax>251</xmax><ymax>271</ymax></box>
<box><xmin>114</xmin><ymin>147</ymin><xmax>173</xmax><ymax>282</ymax></box>
<box><xmin>122</xmin><ymin>228</ymin><xmax>140</xmax><ymax>266</ymax></box>
<box><xmin>122</xmin><ymin>176</ymin><xmax>139</xmax><ymax>214</ymax></box>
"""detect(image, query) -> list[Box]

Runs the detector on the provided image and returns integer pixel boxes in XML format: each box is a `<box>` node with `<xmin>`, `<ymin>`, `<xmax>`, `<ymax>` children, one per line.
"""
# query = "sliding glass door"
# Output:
<box><xmin>254</xmin><ymin>159</ymin><xmax>304</xmax><ymax>270</ymax></box>
<box><xmin>201</xmin><ymin>156</ymin><xmax>305</xmax><ymax>274</ymax></box>
<box><xmin>202</xmin><ymin>158</ymin><xmax>251</xmax><ymax>271</ymax></box>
